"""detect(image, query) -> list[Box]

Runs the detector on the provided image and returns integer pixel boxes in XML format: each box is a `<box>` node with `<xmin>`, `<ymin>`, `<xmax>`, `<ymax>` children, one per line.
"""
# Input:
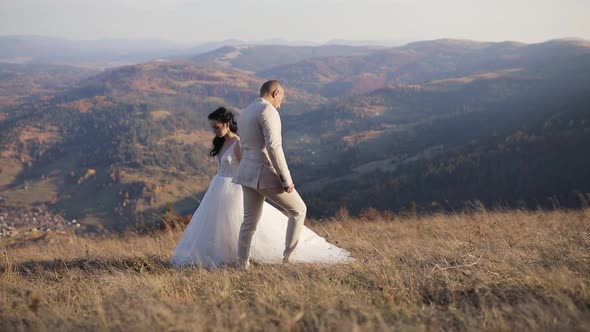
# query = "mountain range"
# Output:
<box><xmin>1</xmin><ymin>38</ymin><xmax>589</xmax><ymax>229</ymax></box>
<box><xmin>0</xmin><ymin>35</ymin><xmax>396</xmax><ymax>69</ymax></box>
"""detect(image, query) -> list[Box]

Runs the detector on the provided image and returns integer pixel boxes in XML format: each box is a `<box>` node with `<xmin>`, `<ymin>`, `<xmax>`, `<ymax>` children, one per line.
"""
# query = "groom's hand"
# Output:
<box><xmin>284</xmin><ymin>184</ymin><xmax>295</xmax><ymax>193</ymax></box>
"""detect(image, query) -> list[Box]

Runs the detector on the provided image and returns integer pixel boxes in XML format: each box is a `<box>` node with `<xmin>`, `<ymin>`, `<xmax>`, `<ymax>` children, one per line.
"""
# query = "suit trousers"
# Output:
<box><xmin>238</xmin><ymin>186</ymin><xmax>307</xmax><ymax>267</ymax></box>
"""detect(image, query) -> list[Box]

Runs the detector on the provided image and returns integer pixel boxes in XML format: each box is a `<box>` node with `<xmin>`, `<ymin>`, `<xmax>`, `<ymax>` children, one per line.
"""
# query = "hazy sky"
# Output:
<box><xmin>1</xmin><ymin>0</ymin><xmax>589</xmax><ymax>44</ymax></box>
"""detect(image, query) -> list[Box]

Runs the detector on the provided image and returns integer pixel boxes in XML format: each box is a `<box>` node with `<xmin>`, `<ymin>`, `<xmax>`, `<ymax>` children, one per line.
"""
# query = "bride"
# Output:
<box><xmin>171</xmin><ymin>107</ymin><xmax>353</xmax><ymax>267</ymax></box>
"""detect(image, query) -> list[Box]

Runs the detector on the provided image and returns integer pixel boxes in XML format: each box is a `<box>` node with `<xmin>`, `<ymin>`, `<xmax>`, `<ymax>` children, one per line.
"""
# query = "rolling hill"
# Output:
<box><xmin>262</xmin><ymin>39</ymin><xmax>590</xmax><ymax>97</ymax></box>
<box><xmin>289</xmin><ymin>51</ymin><xmax>590</xmax><ymax>215</ymax></box>
<box><xmin>0</xmin><ymin>35</ymin><xmax>190</xmax><ymax>69</ymax></box>
<box><xmin>188</xmin><ymin>44</ymin><xmax>382</xmax><ymax>72</ymax></box>
<box><xmin>0</xmin><ymin>62</ymin><xmax>97</xmax><ymax>110</ymax></box>
<box><xmin>1</xmin><ymin>38</ymin><xmax>590</xmax><ymax>229</ymax></box>
<box><xmin>0</xmin><ymin>59</ymin><xmax>320</xmax><ymax>230</ymax></box>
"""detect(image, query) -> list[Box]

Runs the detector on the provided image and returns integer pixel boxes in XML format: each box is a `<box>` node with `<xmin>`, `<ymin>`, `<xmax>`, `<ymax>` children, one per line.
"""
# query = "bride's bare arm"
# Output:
<box><xmin>233</xmin><ymin>140</ymin><xmax>242</xmax><ymax>161</ymax></box>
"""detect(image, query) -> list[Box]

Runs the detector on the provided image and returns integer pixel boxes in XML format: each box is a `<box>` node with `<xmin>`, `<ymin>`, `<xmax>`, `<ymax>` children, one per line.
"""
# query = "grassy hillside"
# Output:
<box><xmin>1</xmin><ymin>209</ymin><xmax>589</xmax><ymax>330</ymax></box>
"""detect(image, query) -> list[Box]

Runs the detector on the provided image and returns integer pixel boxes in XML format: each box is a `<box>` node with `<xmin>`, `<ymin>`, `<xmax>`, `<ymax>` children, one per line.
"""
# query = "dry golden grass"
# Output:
<box><xmin>1</xmin><ymin>209</ymin><xmax>589</xmax><ymax>331</ymax></box>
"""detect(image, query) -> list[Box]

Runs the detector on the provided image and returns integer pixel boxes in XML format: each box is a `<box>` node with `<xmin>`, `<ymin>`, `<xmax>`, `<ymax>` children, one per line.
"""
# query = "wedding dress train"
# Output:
<box><xmin>171</xmin><ymin>141</ymin><xmax>353</xmax><ymax>267</ymax></box>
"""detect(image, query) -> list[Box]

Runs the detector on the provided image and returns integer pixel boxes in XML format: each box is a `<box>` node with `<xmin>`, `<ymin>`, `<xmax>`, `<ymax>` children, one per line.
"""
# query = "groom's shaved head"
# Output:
<box><xmin>260</xmin><ymin>80</ymin><xmax>283</xmax><ymax>97</ymax></box>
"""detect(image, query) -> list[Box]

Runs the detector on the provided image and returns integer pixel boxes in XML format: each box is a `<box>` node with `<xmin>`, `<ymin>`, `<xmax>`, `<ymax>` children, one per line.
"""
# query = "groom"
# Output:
<box><xmin>233</xmin><ymin>80</ymin><xmax>307</xmax><ymax>269</ymax></box>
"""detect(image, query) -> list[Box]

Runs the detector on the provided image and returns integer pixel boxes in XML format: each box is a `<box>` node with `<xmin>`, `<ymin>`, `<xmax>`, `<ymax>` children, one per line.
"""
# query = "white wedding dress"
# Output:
<box><xmin>171</xmin><ymin>140</ymin><xmax>353</xmax><ymax>267</ymax></box>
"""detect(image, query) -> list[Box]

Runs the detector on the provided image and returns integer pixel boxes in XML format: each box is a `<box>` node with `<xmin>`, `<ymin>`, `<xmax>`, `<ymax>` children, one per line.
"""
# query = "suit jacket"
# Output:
<box><xmin>233</xmin><ymin>97</ymin><xmax>293</xmax><ymax>189</ymax></box>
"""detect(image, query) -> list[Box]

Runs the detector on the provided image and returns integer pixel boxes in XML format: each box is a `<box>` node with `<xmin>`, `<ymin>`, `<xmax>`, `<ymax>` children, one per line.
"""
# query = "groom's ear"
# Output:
<box><xmin>271</xmin><ymin>90</ymin><xmax>279</xmax><ymax>98</ymax></box>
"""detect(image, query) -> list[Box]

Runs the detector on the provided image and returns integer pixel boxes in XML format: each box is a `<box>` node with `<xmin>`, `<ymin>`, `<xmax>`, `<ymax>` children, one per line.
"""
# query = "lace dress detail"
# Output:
<box><xmin>215</xmin><ymin>140</ymin><xmax>240</xmax><ymax>178</ymax></box>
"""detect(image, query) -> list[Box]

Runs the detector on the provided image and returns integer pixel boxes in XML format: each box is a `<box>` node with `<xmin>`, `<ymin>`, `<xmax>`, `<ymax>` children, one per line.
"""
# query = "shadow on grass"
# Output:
<box><xmin>1</xmin><ymin>255</ymin><xmax>173</xmax><ymax>276</ymax></box>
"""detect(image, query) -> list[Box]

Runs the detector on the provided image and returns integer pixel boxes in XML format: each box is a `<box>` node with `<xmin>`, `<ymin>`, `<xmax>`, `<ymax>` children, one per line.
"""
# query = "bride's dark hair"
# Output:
<box><xmin>208</xmin><ymin>107</ymin><xmax>238</xmax><ymax>157</ymax></box>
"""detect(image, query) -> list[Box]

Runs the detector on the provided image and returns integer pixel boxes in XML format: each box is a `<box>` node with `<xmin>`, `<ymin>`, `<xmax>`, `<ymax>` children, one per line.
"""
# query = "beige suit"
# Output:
<box><xmin>233</xmin><ymin>97</ymin><xmax>306</xmax><ymax>267</ymax></box>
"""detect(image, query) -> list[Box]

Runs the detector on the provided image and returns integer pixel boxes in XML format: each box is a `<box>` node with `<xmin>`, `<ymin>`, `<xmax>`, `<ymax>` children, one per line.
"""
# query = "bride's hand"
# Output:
<box><xmin>284</xmin><ymin>184</ymin><xmax>295</xmax><ymax>193</ymax></box>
